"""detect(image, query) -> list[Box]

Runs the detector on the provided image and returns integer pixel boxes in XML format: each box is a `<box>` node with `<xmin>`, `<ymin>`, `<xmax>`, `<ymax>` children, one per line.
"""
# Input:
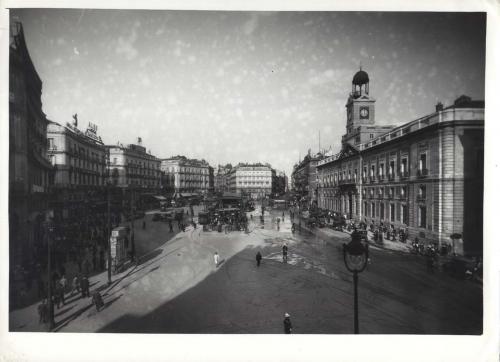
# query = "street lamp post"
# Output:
<box><xmin>45</xmin><ymin>218</ymin><xmax>55</xmax><ymax>330</ymax></box>
<box><xmin>130</xmin><ymin>186</ymin><xmax>135</xmax><ymax>263</ymax></box>
<box><xmin>106</xmin><ymin>181</ymin><xmax>112</xmax><ymax>285</ymax></box>
<box><xmin>343</xmin><ymin>230</ymin><xmax>369</xmax><ymax>334</ymax></box>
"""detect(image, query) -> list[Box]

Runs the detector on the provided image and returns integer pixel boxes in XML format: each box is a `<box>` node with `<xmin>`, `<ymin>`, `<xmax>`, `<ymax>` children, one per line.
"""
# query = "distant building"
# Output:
<box><xmin>160</xmin><ymin>155</ymin><xmax>211</xmax><ymax>194</ymax></box>
<box><xmin>215</xmin><ymin>164</ymin><xmax>232</xmax><ymax>193</ymax></box>
<box><xmin>291</xmin><ymin>151</ymin><xmax>324</xmax><ymax>205</ymax></box>
<box><xmin>107</xmin><ymin>138</ymin><xmax>161</xmax><ymax>190</ymax></box>
<box><xmin>317</xmin><ymin>69</ymin><xmax>484</xmax><ymax>257</ymax></box>
<box><xmin>9</xmin><ymin>21</ymin><xmax>53</xmax><ymax>268</ymax></box>
<box><xmin>228</xmin><ymin>163</ymin><xmax>273</xmax><ymax>199</ymax></box>
<box><xmin>208</xmin><ymin>166</ymin><xmax>215</xmax><ymax>193</ymax></box>
<box><xmin>272</xmin><ymin>170</ymin><xmax>287</xmax><ymax>197</ymax></box>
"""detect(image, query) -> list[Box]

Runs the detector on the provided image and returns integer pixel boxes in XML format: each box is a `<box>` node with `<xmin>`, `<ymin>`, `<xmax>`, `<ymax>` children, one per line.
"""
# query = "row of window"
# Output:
<box><xmin>113</xmin><ymin>157</ymin><xmax>160</xmax><ymax>170</ymax></box>
<box><xmin>319</xmin><ymin>152</ymin><xmax>429</xmax><ymax>187</ymax></box>
<box><xmin>164</xmin><ymin>166</ymin><xmax>208</xmax><ymax>174</ymax></box>
<box><xmin>362</xmin><ymin>201</ymin><xmax>427</xmax><ymax>228</ymax></box>
<box><xmin>69</xmin><ymin>171</ymin><xmax>104</xmax><ymax>187</ymax></box>
<box><xmin>69</xmin><ymin>156</ymin><xmax>106</xmax><ymax>172</ymax></box>
<box><xmin>238</xmin><ymin>181</ymin><xmax>270</xmax><ymax>186</ymax></box>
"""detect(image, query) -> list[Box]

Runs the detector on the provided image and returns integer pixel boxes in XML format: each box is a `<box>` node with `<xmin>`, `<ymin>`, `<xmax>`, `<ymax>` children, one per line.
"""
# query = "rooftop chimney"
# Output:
<box><xmin>435</xmin><ymin>102</ymin><xmax>444</xmax><ymax>112</ymax></box>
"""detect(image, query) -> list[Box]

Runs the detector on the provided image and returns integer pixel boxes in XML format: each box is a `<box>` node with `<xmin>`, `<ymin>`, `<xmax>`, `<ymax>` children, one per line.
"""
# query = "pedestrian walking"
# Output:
<box><xmin>54</xmin><ymin>284</ymin><xmax>62</xmax><ymax>309</ymax></box>
<box><xmin>142</xmin><ymin>220</ymin><xmax>146</xmax><ymax>230</ymax></box>
<box><xmin>256</xmin><ymin>251</ymin><xmax>262</xmax><ymax>267</ymax></box>
<box><xmin>169</xmin><ymin>220</ymin><xmax>173</xmax><ymax>233</ymax></box>
<box><xmin>92</xmin><ymin>290</ymin><xmax>104</xmax><ymax>312</ymax></box>
<box><xmin>80</xmin><ymin>275</ymin><xmax>90</xmax><ymax>298</ymax></box>
<box><xmin>277</xmin><ymin>217</ymin><xmax>281</xmax><ymax>231</ymax></box>
<box><xmin>72</xmin><ymin>275</ymin><xmax>80</xmax><ymax>296</ymax></box>
<box><xmin>214</xmin><ymin>252</ymin><xmax>219</xmax><ymax>267</ymax></box>
<box><xmin>283</xmin><ymin>313</ymin><xmax>292</xmax><ymax>334</ymax></box>
<box><xmin>282</xmin><ymin>243</ymin><xmax>288</xmax><ymax>263</ymax></box>
<box><xmin>38</xmin><ymin>299</ymin><xmax>47</xmax><ymax>324</ymax></box>
<box><xmin>282</xmin><ymin>211</ymin><xmax>285</xmax><ymax>219</ymax></box>
<box><xmin>59</xmin><ymin>276</ymin><xmax>67</xmax><ymax>305</ymax></box>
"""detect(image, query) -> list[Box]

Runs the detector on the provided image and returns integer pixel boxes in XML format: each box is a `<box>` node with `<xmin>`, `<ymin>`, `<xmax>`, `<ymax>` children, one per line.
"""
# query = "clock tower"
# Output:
<box><xmin>343</xmin><ymin>68</ymin><xmax>377</xmax><ymax>147</ymax></box>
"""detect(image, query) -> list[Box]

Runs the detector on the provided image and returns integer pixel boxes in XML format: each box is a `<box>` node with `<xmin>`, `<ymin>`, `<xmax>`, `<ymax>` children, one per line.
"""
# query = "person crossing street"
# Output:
<box><xmin>283</xmin><ymin>313</ymin><xmax>292</xmax><ymax>334</ymax></box>
<box><xmin>256</xmin><ymin>251</ymin><xmax>262</xmax><ymax>267</ymax></box>
<box><xmin>282</xmin><ymin>243</ymin><xmax>288</xmax><ymax>263</ymax></box>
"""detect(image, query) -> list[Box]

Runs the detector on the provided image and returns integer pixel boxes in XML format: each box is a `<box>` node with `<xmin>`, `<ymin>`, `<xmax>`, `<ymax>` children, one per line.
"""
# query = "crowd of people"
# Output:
<box><xmin>11</xmin><ymin>206</ymin><xmax>123</xmax><ymax>309</ymax></box>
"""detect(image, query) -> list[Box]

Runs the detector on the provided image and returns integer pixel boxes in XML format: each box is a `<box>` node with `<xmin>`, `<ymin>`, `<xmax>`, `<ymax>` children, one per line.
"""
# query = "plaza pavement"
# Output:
<box><xmin>9</xmin><ymin>208</ymin><xmax>482</xmax><ymax>334</ymax></box>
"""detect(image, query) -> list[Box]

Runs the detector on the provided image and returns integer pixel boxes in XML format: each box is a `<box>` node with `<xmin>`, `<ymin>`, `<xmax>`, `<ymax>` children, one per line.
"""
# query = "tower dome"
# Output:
<box><xmin>351</xmin><ymin>67</ymin><xmax>369</xmax><ymax>97</ymax></box>
<box><xmin>352</xmin><ymin>69</ymin><xmax>369</xmax><ymax>85</ymax></box>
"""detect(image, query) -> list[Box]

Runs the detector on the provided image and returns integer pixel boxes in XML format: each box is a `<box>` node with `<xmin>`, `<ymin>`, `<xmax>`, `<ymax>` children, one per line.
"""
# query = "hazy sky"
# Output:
<box><xmin>12</xmin><ymin>10</ymin><xmax>485</xmax><ymax>175</ymax></box>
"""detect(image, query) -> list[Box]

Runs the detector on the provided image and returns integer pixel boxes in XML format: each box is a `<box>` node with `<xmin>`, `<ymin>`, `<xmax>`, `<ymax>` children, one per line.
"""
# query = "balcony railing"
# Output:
<box><xmin>387</xmin><ymin>173</ymin><xmax>395</xmax><ymax>181</ymax></box>
<box><xmin>369</xmin><ymin>176</ymin><xmax>376</xmax><ymax>183</ymax></box>
<box><xmin>378</xmin><ymin>174</ymin><xmax>385</xmax><ymax>181</ymax></box>
<box><xmin>417</xmin><ymin>168</ymin><xmax>429</xmax><ymax>177</ymax></box>
<box><xmin>400</xmin><ymin>171</ymin><xmax>409</xmax><ymax>179</ymax></box>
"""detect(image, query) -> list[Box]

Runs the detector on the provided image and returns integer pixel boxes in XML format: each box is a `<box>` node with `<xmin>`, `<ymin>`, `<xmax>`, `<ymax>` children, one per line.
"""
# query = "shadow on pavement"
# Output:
<box><xmin>54</xmin><ymin>305</ymin><xmax>75</xmax><ymax>318</ymax></box>
<box><xmin>96</xmin><ymin>237</ymin><xmax>482</xmax><ymax>335</ymax></box>
<box><xmin>137</xmin><ymin>248</ymin><xmax>163</xmax><ymax>265</ymax></box>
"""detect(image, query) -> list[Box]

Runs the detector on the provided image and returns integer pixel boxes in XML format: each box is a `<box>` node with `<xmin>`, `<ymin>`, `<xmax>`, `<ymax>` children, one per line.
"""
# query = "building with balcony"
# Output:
<box><xmin>9</xmin><ymin>21</ymin><xmax>54</xmax><ymax>269</ymax></box>
<box><xmin>160</xmin><ymin>156</ymin><xmax>211</xmax><ymax>195</ymax></box>
<box><xmin>107</xmin><ymin>138</ymin><xmax>161</xmax><ymax>190</ymax></box>
<box><xmin>227</xmin><ymin>163</ymin><xmax>273</xmax><ymax>199</ymax></box>
<box><xmin>317</xmin><ymin>69</ymin><xmax>484</xmax><ymax>257</ymax></box>
<box><xmin>291</xmin><ymin>150</ymin><xmax>324</xmax><ymax>205</ymax></box>
<box><xmin>215</xmin><ymin>164</ymin><xmax>232</xmax><ymax>193</ymax></box>
<box><xmin>46</xmin><ymin>118</ymin><xmax>108</xmax><ymax>219</ymax></box>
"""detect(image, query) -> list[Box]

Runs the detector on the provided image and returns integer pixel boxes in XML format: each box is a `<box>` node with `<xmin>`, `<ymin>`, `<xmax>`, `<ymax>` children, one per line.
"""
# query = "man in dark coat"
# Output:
<box><xmin>283</xmin><ymin>313</ymin><xmax>292</xmax><ymax>334</ymax></box>
<box><xmin>80</xmin><ymin>275</ymin><xmax>90</xmax><ymax>298</ymax></box>
<box><xmin>256</xmin><ymin>251</ymin><xmax>262</xmax><ymax>267</ymax></box>
<box><xmin>282</xmin><ymin>243</ymin><xmax>288</xmax><ymax>263</ymax></box>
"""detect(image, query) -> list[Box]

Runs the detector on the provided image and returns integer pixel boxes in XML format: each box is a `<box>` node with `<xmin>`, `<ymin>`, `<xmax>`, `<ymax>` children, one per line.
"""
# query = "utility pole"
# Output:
<box><xmin>107</xmin><ymin>182</ymin><xmax>112</xmax><ymax>285</ymax></box>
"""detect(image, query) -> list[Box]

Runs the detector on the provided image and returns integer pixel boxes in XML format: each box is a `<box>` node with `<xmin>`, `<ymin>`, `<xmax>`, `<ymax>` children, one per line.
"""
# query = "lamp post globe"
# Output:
<box><xmin>343</xmin><ymin>231</ymin><xmax>369</xmax><ymax>334</ymax></box>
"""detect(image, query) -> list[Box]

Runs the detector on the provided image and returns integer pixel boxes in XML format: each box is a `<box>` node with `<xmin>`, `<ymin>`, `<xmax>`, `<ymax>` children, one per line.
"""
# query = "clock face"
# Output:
<box><xmin>360</xmin><ymin>107</ymin><xmax>369</xmax><ymax>119</ymax></box>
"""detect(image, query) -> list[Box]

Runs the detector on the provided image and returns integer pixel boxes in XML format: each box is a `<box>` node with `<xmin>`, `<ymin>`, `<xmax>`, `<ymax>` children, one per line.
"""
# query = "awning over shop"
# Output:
<box><xmin>221</xmin><ymin>192</ymin><xmax>241</xmax><ymax>199</ymax></box>
<box><xmin>154</xmin><ymin>195</ymin><xmax>167</xmax><ymax>201</ymax></box>
<box><xmin>180</xmin><ymin>193</ymin><xmax>199</xmax><ymax>198</ymax></box>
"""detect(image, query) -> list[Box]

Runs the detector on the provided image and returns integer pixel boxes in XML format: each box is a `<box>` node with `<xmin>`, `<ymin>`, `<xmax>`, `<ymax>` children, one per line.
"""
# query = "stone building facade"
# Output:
<box><xmin>9</xmin><ymin>22</ymin><xmax>53</xmax><ymax>268</ymax></box>
<box><xmin>160</xmin><ymin>156</ymin><xmax>211</xmax><ymax>194</ymax></box>
<box><xmin>228</xmin><ymin>163</ymin><xmax>273</xmax><ymax>199</ymax></box>
<box><xmin>291</xmin><ymin>151</ymin><xmax>324</xmax><ymax>205</ymax></box>
<box><xmin>317</xmin><ymin>70</ymin><xmax>484</xmax><ymax>257</ymax></box>
<box><xmin>215</xmin><ymin>165</ymin><xmax>232</xmax><ymax>193</ymax></box>
<box><xmin>46</xmin><ymin>119</ymin><xmax>108</xmax><ymax>219</ymax></box>
<box><xmin>107</xmin><ymin>139</ymin><xmax>161</xmax><ymax>190</ymax></box>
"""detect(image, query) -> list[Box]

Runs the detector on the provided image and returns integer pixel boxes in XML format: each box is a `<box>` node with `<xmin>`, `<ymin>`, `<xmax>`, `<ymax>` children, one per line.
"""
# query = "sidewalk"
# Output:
<box><xmin>293</xmin><ymin>218</ymin><xmax>412</xmax><ymax>254</ymax></box>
